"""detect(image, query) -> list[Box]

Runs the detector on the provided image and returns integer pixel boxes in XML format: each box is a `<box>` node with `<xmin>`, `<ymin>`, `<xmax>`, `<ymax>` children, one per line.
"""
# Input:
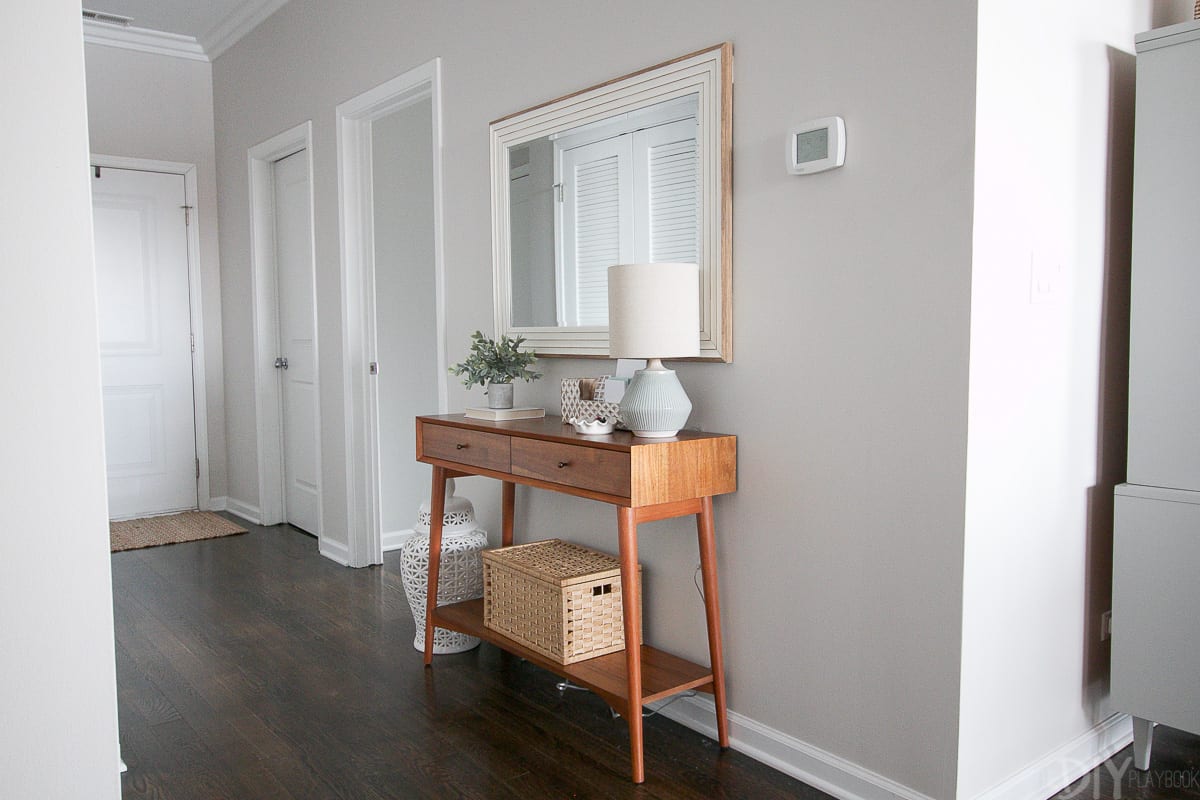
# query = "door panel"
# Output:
<box><xmin>273</xmin><ymin>150</ymin><xmax>320</xmax><ymax>534</ymax></box>
<box><xmin>92</xmin><ymin>167</ymin><xmax>197</xmax><ymax>519</ymax></box>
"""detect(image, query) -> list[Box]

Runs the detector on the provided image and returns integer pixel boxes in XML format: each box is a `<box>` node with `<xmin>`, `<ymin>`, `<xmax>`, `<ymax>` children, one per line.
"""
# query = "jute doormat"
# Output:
<box><xmin>110</xmin><ymin>511</ymin><xmax>247</xmax><ymax>553</ymax></box>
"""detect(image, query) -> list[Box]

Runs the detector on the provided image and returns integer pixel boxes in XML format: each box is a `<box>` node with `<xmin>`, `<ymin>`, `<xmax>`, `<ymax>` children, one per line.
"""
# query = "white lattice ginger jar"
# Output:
<box><xmin>400</xmin><ymin>479</ymin><xmax>488</xmax><ymax>654</ymax></box>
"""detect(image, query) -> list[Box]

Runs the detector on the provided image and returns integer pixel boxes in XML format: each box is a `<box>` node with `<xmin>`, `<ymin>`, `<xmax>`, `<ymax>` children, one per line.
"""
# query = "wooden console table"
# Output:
<box><xmin>415</xmin><ymin>414</ymin><xmax>736</xmax><ymax>783</ymax></box>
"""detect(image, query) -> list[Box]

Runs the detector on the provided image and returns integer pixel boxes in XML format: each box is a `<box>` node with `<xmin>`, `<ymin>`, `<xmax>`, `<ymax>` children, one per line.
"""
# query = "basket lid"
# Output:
<box><xmin>484</xmin><ymin>539</ymin><xmax>623</xmax><ymax>585</ymax></box>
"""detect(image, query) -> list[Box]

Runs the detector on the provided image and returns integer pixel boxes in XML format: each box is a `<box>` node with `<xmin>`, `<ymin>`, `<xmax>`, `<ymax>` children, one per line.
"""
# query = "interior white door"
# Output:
<box><xmin>92</xmin><ymin>167</ymin><xmax>197</xmax><ymax>519</ymax></box>
<box><xmin>273</xmin><ymin>150</ymin><xmax>320</xmax><ymax>534</ymax></box>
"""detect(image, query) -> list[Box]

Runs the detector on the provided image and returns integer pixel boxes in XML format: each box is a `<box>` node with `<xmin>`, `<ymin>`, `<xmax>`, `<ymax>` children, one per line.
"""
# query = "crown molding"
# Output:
<box><xmin>82</xmin><ymin>19</ymin><xmax>208</xmax><ymax>62</ymax></box>
<box><xmin>202</xmin><ymin>0</ymin><xmax>291</xmax><ymax>59</ymax></box>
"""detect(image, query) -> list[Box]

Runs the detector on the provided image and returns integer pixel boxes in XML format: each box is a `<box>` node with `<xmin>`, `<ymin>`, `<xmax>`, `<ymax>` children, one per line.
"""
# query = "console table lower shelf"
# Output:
<box><xmin>433</xmin><ymin>599</ymin><xmax>715</xmax><ymax>710</ymax></box>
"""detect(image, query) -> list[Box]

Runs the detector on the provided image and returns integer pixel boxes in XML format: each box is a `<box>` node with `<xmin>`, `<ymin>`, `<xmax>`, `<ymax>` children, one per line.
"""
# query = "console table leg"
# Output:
<box><xmin>423</xmin><ymin>466</ymin><xmax>448</xmax><ymax>667</ymax></box>
<box><xmin>617</xmin><ymin>506</ymin><xmax>645</xmax><ymax>783</ymax></box>
<box><xmin>501</xmin><ymin>481</ymin><xmax>515</xmax><ymax>548</ymax></box>
<box><xmin>696</xmin><ymin>495</ymin><xmax>730</xmax><ymax>748</ymax></box>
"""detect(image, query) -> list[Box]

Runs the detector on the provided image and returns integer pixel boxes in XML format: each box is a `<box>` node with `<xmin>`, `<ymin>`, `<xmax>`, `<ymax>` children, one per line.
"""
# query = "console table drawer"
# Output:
<box><xmin>512</xmin><ymin>438</ymin><xmax>630</xmax><ymax>497</ymax></box>
<box><xmin>420</xmin><ymin>423</ymin><xmax>511</xmax><ymax>472</ymax></box>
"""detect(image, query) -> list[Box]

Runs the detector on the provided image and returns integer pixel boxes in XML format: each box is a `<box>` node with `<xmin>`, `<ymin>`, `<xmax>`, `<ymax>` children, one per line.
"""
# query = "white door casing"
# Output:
<box><xmin>338</xmin><ymin>58</ymin><xmax>447</xmax><ymax>568</ymax></box>
<box><xmin>273</xmin><ymin>150</ymin><xmax>320</xmax><ymax>535</ymax></box>
<box><xmin>92</xmin><ymin>166</ymin><xmax>197</xmax><ymax>519</ymax></box>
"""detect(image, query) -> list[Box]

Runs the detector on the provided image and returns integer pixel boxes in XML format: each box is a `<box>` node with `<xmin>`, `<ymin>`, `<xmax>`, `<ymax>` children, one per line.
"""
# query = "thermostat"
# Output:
<box><xmin>787</xmin><ymin>116</ymin><xmax>846</xmax><ymax>175</ymax></box>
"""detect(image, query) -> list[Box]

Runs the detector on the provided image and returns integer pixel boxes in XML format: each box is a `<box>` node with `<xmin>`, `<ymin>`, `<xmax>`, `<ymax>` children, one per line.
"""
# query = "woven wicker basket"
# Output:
<box><xmin>483</xmin><ymin>539</ymin><xmax>641</xmax><ymax>664</ymax></box>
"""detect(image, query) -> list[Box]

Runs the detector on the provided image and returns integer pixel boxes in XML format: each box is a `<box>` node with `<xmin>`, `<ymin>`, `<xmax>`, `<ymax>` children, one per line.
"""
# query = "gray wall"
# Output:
<box><xmin>1</xmin><ymin>6</ymin><xmax>121</xmax><ymax>797</ymax></box>
<box><xmin>213</xmin><ymin>1</ymin><xmax>977</xmax><ymax>796</ymax></box>
<box><xmin>371</xmin><ymin>100</ymin><xmax>440</xmax><ymax>535</ymax></box>
<box><xmin>83</xmin><ymin>44</ymin><xmax>227</xmax><ymax>504</ymax></box>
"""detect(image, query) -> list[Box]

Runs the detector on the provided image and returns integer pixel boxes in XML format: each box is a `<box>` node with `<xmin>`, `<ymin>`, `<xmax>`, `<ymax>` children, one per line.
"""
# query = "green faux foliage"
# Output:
<box><xmin>448</xmin><ymin>331</ymin><xmax>542</xmax><ymax>389</ymax></box>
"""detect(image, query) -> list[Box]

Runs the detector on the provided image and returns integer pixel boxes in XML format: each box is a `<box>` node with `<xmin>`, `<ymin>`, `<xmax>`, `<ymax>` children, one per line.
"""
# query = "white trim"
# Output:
<box><xmin>319</xmin><ymin>537</ymin><xmax>351</xmax><ymax>566</ymax></box>
<box><xmin>967</xmin><ymin>714</ymin><xmax>1132</xmax><ymax>800</ymax></box>
<box><xmin>90</xmin><ymin>155</ymin><xmax>215</xmax><ymax>513</ymax></box>
<box><xmin>82</xmin><ymin>0</ymin><xmax>290</xmax><ymax>62</ymax></box>
<box><xmin>82</xmin><ymin>20</ymin><xmax>208</xmax><ymax>61</ymax></box>
<box><xmin>224</xmin><ymin>497</ymin><xmax>262</xmax><ymax>526</ymax></box>
<box><xmin>201</xmin><ymin>0</ymin><xmax>291</xmax><ymax>59</ymax></box>
<box><xmin>337</xmin><ymin>59</ymin><xmax>447</xmax><ymax>569</ymax></box>
<box><xmin>208</xmin><ymin>496</ymin><xmax>228</xmax><ymax>512</ymax></box>
<box><xmin>649</xmin><ymin>694</ymin><xmax>936</xmax><ymax>800</ymax></box>
<box><xmin>653</xmin><ymin>696</ymin><xmax>1133</xmax><ymax>800</ymax></box>
<box><xmin>382</xmin><ymin>529</ymin><xmax>418</xmax><ymax>553</ymax></box>
<box><xmin>247</xmin><ymin>122</ymin><xmax>325</xmax><ymax>548</ymax></box>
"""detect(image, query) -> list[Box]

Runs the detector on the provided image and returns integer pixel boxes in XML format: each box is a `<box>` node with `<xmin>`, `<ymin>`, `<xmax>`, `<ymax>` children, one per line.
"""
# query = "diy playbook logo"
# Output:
<box><xmin>1053</xmin><ymin>755</ymin><xmax>1200</xmax><ymax>798</ymax></box>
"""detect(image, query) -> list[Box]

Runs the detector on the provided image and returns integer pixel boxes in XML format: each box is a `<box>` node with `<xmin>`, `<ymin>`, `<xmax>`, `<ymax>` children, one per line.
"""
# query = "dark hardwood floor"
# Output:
<box><xmin>113</xmin><ymin>518</ymin><xmax>1200</xmax><ymax>800</ymax></box>
<box><xmin>113</xmin><ymin>518</ymin><xmax>827</xmax><ymax>799</ymax></box>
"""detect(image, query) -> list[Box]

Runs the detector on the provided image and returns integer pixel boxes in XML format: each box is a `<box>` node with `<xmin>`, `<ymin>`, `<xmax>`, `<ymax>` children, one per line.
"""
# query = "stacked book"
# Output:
<box><xmin>464</xmin><ymin>406</ymin><xmax>546</xmax><ymax>421</ymax></box>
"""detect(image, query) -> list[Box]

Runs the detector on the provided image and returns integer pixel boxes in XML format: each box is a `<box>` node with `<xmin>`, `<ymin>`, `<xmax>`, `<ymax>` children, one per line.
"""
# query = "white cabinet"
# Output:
<box><xmin>1126</xmin><ymin>21</ymin><xmax>1200</xmax><ymax>491</ymax></box>
<box><xmin>1113</xmin><ymin>489</ymin><xmax>1200</xmax><ymax>732</ymax></box>
<box><xmin>1112</xmin><ymin>18</ymin><xmax>1200</xmax><ymax>769</ymax></box>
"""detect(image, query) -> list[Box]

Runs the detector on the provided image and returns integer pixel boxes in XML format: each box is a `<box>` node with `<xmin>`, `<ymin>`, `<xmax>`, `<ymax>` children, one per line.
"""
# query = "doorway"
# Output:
<box><xmin>248</xmin><ymin>123</ymin><xmax>323</xmax><ymax>544</ymax></box>
<box><xmin>91</xmin><ymin>158</ymin><xmax>210</xmax><ymax>520</ymax></box>
<box><xmin>337</xmin><ymin>59</ymin><xmax>447</xmax><ymax>567</ymax></box>
<box><xmin>370</xmin><ymin>100</ymin><xmax>441</xmax><ymax>550</ymax></box>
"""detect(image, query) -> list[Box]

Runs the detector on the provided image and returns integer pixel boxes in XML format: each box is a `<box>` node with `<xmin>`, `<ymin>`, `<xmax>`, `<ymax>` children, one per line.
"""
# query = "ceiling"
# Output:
<box><xmin>82</xmin><ymin>0</ymin><xmax>290</xmax><ymax>59</ymax></box>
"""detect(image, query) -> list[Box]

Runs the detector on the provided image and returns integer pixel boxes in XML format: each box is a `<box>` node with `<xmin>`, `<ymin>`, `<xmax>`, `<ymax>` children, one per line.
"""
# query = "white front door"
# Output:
<box><xmin>92</xmin><ymin>167</ymin><xmax>197</xmax><ymax>519</ymax></box>
<box><xmin>273</xmin><ymin>150</ymin><xmax>320</xmax><ymax>534</ymax></box>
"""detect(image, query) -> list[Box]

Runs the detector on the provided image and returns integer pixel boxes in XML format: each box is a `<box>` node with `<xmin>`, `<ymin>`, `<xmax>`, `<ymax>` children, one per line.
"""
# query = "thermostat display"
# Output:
<box><xmin>787</xmin><ymin>116</ymin><xmax>845</xmax><ymax>175</ymax></box>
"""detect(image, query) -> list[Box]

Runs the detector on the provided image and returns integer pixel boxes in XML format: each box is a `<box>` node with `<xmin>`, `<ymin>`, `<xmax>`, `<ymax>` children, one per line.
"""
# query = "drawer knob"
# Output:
<box><xmin>558</xmin><ymin>461</ymin><xmax>569</xmax><ymax>469</ymax></box>
<box><xmin>456</xmin><ymin>443</ymin><xmax>468</xmax><ymax>450</ymax></box>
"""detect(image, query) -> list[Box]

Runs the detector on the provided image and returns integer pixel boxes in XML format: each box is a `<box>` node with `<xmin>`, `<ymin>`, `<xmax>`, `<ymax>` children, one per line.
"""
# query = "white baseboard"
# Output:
<box><xmin>382</xmin><ymin>528</ymin><xmax>417</xmax><ymax>552</ymax></box>
<box><xmin>319</xmin><ymin>537</ymin><xmax>350</xmax><ymax>566</ymax></box>
<box><xmin>968</xmin><ymin>713</ymin><xmax>1132</xmax><ymax>800</ymax></box>
<box><xmin>650</xmin><ymin>694</ymin><xmax>936</xmax><ymax>800</ymax></box>
<box><xmin>224</xmin><ymin>497</ymin><xmax>262</xmax><ymax>525</ymax></box>
<box><xmin>206</xmin><ymin>495</ymin><xmax>228</xmax><ymax>512</ymax></box>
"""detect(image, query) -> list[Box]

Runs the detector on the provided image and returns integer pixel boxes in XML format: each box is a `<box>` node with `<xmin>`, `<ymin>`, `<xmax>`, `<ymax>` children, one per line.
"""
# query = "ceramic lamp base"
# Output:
<box><xmin>618</xmin><ymin>361</ymin><xmax>691</xmax><ymax>437</ymax></box>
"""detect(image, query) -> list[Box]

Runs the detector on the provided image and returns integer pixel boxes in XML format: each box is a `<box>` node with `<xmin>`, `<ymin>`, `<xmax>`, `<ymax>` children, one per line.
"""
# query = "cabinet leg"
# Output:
<box><xmin>423</xmin><ymin>466</ymin><xmax>448</xmax><ymax>666</ymax></box>
<box><xmin>501</xmin><ymin>481</ymin><xmax>515</xmax><ymax>548</ymax></box>
<box><xmin>696</xmin><ymin>495</ymin><xmax>730</xmax><ymax>749</ymax></box>
<box><xmin>1132</xmin><ymin>717</ymin><xmax>1154</xmax><ymax>771</ymax></box>
<box><xmin>617</xmin><ymin>506</ymin><xmax>645</xmax><ymax>783</ymax></box>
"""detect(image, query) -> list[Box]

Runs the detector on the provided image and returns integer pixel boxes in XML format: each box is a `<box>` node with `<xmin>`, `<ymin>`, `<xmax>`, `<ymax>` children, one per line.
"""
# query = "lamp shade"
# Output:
<box><xmin>607</xmin><ymin>263</ymin><xmax>700</xmax><ymax>359</ymax></box>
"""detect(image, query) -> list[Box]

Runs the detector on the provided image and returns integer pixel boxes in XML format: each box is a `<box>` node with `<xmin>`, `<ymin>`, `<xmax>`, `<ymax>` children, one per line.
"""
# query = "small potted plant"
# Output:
<box><xmin>449</xmin><ymin>331</ymin><xmax>542</xmax><ymax>409</ymax></box>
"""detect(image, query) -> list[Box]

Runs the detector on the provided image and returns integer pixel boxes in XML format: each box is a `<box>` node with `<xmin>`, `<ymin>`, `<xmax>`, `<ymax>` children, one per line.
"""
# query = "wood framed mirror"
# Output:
<box><xmin>490</xmin><ymin>43</ymin><xmax>732</xmax><ymax>362</ymax></box>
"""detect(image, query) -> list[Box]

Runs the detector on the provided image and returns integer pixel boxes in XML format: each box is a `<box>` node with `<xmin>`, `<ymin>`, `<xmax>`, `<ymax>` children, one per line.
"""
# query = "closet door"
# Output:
<box><xmin>557</xmin><ymin>137</ymin><xmax>634</xmax><ymax>326</ymax></box>
<box><xmin>633</xmin><ymin>117</ymin><xmax>700</xmax><ymax>265</ymax></box>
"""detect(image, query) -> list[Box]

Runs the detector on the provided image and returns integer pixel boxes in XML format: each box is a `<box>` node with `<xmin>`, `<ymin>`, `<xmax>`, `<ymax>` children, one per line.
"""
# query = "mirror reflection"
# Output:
<box><xmin>508</xmin><ymin>94</ymin><xmax>700</xmax><ymax>328</ymax></box>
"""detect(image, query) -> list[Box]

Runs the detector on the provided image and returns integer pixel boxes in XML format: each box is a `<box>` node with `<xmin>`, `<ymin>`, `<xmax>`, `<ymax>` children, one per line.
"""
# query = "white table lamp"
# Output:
<box><xmin>607</xmin><ymin>263</ymin><xmax>700</xmax><ymax>437</ymax></box>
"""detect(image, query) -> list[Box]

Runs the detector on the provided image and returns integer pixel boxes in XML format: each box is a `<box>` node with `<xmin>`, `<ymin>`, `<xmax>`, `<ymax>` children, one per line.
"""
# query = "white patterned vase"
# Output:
<box><xmin>399</xmin><ymin>479</ymin><xmax>488</xmax><ymax>654</ymax></box>
<box><xmin>400</xmin><ymin>528</ymin><xmax>488</xmax><ymax>654</ymax></box>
